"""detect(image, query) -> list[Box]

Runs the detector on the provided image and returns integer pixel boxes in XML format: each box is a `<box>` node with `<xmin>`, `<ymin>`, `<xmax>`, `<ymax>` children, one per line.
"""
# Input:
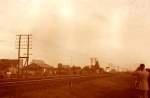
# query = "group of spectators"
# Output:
<box><xmin>133</xmin><ymin>64</ymin><xmax>150</xmax><ymax>98</ymax></box>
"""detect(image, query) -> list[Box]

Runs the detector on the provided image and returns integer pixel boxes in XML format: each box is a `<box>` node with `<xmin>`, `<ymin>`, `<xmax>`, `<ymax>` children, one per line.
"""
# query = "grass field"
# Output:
<box><xmin>5</xmin><ymin>73</ymin><xmax>134</xmax><ymax>98</ymax></box>
<box><xmin>0</xmin><ymin>73</ymin><xmax>137</xmax><ymax>98</ymax></box>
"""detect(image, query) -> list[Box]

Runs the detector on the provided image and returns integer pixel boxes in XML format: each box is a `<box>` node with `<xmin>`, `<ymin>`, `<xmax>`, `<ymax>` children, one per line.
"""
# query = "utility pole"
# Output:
<box><xmin>17</xmin><ymin>35</ymin><xmax>21</xmax><ymax>74</ymax></box>
<box><xmin>16</xmin><ymin>34</ymin><xmax>32</xmax><ymax>76</ymax></box>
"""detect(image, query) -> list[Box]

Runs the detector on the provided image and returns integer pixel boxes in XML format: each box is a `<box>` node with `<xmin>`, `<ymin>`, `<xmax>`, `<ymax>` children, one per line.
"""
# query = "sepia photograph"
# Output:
<box><xmin>0</xmin><ymin>0</ymin><xmax>150</xmax><ymax>98</ymax></box>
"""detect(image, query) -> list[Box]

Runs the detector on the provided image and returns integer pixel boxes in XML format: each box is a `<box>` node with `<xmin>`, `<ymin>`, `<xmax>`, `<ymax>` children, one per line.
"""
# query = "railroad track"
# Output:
<box><xmin>0</xmin><ymin>74</ymin><xmax>112</xmax><ymax>88</ymax></box>
<box><xmin>0</xmin><ymin>73</ymin><xmax>114</xmax><ymax>97</ymax></box>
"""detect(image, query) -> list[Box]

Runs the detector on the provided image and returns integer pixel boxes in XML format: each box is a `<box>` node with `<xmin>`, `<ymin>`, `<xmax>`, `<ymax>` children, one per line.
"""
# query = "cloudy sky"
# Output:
<box><xmin>0</xmin><ymin>0</ymin><xmax>150</xmax><ymax>69</ymax></box>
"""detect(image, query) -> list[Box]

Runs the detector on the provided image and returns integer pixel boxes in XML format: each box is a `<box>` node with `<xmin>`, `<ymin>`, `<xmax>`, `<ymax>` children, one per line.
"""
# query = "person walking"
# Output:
<box><xmin>145</xmin><ymin>68</ymin><xmax>150</xmax><ymax>98</ymax></box>
<box><xmin>135</xmin><ymin>64</ymin><xmax>149</xmax><ymax>98</ymax></box>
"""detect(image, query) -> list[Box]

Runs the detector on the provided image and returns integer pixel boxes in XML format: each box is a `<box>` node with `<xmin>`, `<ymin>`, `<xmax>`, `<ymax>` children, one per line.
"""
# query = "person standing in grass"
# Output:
<box><xmin>133</xmin><ymin>67</ymin><xmax>141</xmax><ymax>89</ymax></box>
<box><xmin>135</xmin><ymin>64</ymin><xmax>149</xmax><ymax>98</ymax></box>
<box><xmin>145</xmin><ymin>68</ymin><xmax>150</xmax><ymax>98</ymax></box>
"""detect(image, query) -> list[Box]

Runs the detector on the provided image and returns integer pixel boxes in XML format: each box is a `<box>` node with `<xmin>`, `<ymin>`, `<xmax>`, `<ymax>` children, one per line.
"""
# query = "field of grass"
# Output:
<box><xmin>8</xmin><ymin>73</ymin><xmax>134</xmax><ymax>98</ymax></box>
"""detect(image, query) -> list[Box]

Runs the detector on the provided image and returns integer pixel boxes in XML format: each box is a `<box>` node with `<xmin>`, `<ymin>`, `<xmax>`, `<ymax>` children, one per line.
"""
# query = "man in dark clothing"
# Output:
<box><xmin>146</xmin><ymin>68</ymin><xmax>150</xmax><ymax>98</ymax></box>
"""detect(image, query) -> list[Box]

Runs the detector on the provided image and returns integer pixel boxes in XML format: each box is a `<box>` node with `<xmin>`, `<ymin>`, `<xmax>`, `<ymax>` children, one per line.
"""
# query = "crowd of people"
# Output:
<box><xmin>133</xmin><ymin>64</ymin><xmax>150</xmax><ymax>98</ymax></box>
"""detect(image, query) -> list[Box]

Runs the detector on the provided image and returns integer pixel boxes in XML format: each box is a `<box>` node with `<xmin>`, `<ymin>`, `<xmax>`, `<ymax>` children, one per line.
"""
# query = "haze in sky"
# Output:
<box><xmin>0</xmin><ymin>0</ymin><xmax>150</xmax><ymax>69</ymax></box>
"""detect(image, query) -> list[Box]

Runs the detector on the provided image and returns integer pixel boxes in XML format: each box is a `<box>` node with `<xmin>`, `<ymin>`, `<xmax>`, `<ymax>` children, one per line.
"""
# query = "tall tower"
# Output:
<box><xmin>16</xmin><ymin>34</ymin><xmax>32</xmax><ymax>74</ymax></box>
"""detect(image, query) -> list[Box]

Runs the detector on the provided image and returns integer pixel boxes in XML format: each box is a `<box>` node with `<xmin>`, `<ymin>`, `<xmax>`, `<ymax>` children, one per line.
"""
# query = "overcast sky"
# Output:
<box><xmin>0</xmin><ymin>0</ymin><xmax>150</xmax><ymax>69</ymax></box>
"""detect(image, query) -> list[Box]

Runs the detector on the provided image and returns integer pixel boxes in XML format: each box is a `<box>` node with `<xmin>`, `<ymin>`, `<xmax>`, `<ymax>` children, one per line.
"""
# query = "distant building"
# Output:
<box><xmin>58</xmin><ymin>63</ymin><xmax>63</xmax><ymax>69</ymax></box>
<box><xmin>31</xmin><ymin>59</ymin><xmax>45</xmax><ymax>65</ymax></box>
<box><xmin>57</xmin><ymin>63</ymin><xmax>72</xmax><ymax>75</ymax></box>
<box><xmin>25</xmin><ymin>59</ymin><xmax>52</xmax><ymax>76</ymax></box>
<box><xmin>0</xmin><ymin>59</ymin><xmax>23</xmax><ymax>76</ymax></box>
<box><xmin>71</xmin><ymin>66</ymin><xmax>81</xmax><ymax>74</ymax></box>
